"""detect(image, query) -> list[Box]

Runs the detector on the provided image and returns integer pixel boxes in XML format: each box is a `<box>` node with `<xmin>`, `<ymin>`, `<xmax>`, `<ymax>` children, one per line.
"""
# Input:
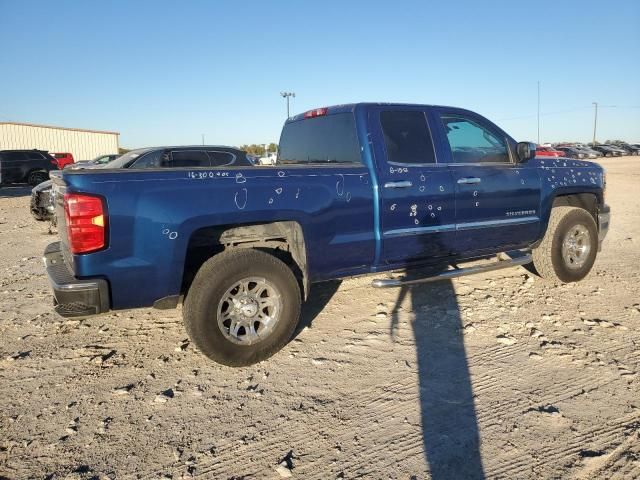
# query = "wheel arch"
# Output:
<box><xmin>181</xmin><ymin>221</ymin><xmax>309</xmax><ymax>301</ymax></box>
<box><xmin>551</xmin><ymin>192</ymin><xmax>600</xmax><ymax>222</ymax></box>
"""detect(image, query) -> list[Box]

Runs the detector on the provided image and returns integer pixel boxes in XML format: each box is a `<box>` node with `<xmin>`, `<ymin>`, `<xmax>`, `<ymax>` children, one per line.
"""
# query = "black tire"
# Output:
<box><xmin>183</xmin><ymin>248</ymin><xmax>301</xmax><ymax>366</ymax></box>
<box><xmin>532</xmin><ymin>206</ymin><xmax>598</xmax><ymax>283</ymax></box>
<box><xmin>30</xmin><ymin>208</ymin><xmax>48</xmax><ymax>221</ymax></box>
<box><xmin>27</xmin><ymin>170</ymin><xmax>49</xmax><ymax>186</ymax></box>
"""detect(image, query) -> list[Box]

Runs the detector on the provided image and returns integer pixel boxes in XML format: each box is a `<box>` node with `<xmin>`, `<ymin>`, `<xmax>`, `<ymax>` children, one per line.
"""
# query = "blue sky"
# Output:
<box><xmin>1</xmin><ymin>0</ymin><xmax>639</xmax><ymax>147</ymax></box>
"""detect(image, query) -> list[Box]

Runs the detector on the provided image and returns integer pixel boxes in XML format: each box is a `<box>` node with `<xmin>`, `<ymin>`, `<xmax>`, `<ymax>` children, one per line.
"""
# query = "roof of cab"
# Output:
<box><xmin>285</xmin><ymin>102</ymin><xmax>471</xmax><ymax>123</ymax></box>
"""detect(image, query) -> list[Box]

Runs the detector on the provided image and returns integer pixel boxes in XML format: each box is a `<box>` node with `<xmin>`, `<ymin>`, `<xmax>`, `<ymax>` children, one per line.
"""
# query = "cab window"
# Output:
<box><xmin>380</xmin><ymin>110</ymin><xmax>436</xmax><ymax>165</ymax></box>
<box><xmin>278</xmin><ymin>113</ymin><xmax>361</xmax><ymax>165</ymax></box>
<box><xmin>439</xmin><ymin>114</ymin><xmax>510</xmax><ymax>164</ymax></box>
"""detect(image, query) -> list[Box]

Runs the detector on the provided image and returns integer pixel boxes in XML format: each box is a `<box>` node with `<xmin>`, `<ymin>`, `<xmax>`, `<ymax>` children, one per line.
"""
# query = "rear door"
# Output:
<box><xmin>1</xmin><ymin>152</ymin><xmax>29</xmax><ymax>183</ymax></box>
<box><xmin>432</xmin><ymin>108</ymin><xmax>541</xmax><ymax>254</ymax></box>
<box><xmin>369</xmin><ymin>106</ymin><xmax>456</xmax><ymax>265</ymax></box>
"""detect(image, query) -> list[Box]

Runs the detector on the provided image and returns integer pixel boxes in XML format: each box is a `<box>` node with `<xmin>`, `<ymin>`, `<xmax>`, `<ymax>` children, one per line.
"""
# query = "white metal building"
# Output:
<box><xmin>0</xmin><ymin>122</ymin><xmax>120</xmax><ymax>161</ymax></box>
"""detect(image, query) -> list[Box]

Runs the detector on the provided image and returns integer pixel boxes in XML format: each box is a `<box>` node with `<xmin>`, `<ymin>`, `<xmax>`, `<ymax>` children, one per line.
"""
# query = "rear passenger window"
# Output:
<box><xmin>439</xmin><ymin>114</ymin><xmax>510</xmax><ymax>164</ymax></box>
<box><xmin>278</xmin><ymin>113</ymin><xmax>361</xmax><ymax>165</ymax></box>
<box><xmin>3</xmin><ymin>152</ymin><xmax>28</xmax><ymax>161</ymax></box>
<box><xmin>131</xmin><ymin>150</ymin><xmax>165</xmax><ymax>168</ymax></box>
<box><xmin>167</xmin><ymin>150</ymin><xmax>210</xmax><ymax>168</ymax></box>
<box><xmin>26</xmin><ymin>152</ymin><xmax>45</xmax><ymax>160</ymax></box>
<box><xmin>380</xmin><ymin>111</ymin><xmax>436</xmax><ymax>165</ymax></box>
<box><xmin>207</xmin><ymin>151</ymin><xmax>235</xmax><ymax>166</ymax></box>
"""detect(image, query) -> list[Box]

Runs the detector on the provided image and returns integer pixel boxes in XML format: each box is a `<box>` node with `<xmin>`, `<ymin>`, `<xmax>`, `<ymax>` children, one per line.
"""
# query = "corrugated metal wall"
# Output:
<box><xmin>0</xmin><ymin>123</ymin><xmax>119</xmax><ymax>161</ymax></box>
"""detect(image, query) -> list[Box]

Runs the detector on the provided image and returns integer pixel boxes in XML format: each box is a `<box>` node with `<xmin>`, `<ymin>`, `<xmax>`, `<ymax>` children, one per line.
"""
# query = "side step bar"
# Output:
<box><xmin>371</xmin><ymin>253</ymin><xmax>532</xmax><ymax>288</ymax></box>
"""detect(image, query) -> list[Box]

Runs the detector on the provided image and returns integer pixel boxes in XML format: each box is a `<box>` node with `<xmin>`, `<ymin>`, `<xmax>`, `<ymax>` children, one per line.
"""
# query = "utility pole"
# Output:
<box><xmin>280</xmin><ymin>92</ymin><xmax>295</xmax><ymax>118</ymax></box>
<box><xmin>592</xmin><ymin>102</ymin><xmax>598</xmax><ymax>145</ymax></box>
<box><xmin>537</xmin><ymin>81</ymin><xmax>540</xmax><ymax>144</ymax></box>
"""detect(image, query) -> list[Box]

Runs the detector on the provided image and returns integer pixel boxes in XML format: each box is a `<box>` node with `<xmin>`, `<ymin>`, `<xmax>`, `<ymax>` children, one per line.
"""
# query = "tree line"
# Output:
<box><xmin>239</xmin><ymin>143</ymin><xmax>278</xmax><ymax>156</ymax></box>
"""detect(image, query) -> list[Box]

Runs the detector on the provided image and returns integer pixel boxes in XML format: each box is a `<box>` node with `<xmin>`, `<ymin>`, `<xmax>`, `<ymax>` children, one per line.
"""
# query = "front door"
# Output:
<box><xmin>369</xmin><ymin>107</ymin><xmax>456</xmax><ymax>265</ymax></box>
<box><xmin>432</xmin><ymin>108</ymin><xmax>542</xmax><ymax>254</ymax></box>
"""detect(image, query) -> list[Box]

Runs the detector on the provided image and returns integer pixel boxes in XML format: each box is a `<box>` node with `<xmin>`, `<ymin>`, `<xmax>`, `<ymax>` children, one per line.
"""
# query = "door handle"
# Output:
<box><xmin>384</xmin><ymin>181</ymin><xmax>413</xmax><ymax>188</ymax></box>
<box><xmin>457</xmin><ymin>177</ymin><xmax>481</xmax><ymax>185</ymax></box>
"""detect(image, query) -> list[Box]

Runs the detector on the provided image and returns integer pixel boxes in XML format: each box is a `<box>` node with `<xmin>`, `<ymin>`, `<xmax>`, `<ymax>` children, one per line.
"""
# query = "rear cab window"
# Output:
<box><xmin>277</xmin><ymin>112</ymin><xmax>361</xmax><ymax>165</ymax></box>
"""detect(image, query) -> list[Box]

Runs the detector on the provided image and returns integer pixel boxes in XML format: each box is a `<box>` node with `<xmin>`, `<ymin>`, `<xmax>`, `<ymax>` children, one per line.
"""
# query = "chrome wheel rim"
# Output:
<box><xmin>561</xmin><ymin>224</ymin><xmax>591</xmax><ymax>270</ymax></box>
<box><xmin>217</xmin><ymin>277</ymin><xmax>282</xmax><ymax>345</ymax></box>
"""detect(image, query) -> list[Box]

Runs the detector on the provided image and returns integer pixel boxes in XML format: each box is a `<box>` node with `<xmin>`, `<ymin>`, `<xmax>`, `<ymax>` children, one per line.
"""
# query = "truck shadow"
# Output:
<box><xmin>389</xmin><ymin>274</ymin><xmax>485</xmax><ymax>479</ymax></box>
<box><xmin>293</xmin><ymin>280</ymin><xmax>342</xmax><ymax>338</ymax></box>
<box><xmin>0</xmin><ymin>185</ymin><xmax>32</xmax><ymax>198</ymax></box>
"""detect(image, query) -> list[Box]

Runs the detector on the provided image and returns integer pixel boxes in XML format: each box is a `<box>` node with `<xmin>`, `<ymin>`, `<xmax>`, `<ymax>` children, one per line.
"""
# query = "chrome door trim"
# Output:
<box><xmin>384</xmin><ymin>181</ymin><xmax>413</xmax><ymax>188</ymax></box>
<box><xmin>456</xmin><ymin>216</ymin><xmax>539</xmax><ymax>231</ymax></box>
<box><xmin>382</xmin><ymin>216</ymin><xmax>539</xmax><ymax>237</ymax></box>
<box><xmin>457</xmin><ymin>177</ymin><xmax>482</xmax><ymax>184</ymax></box>
<box><xmin>383</xmin><ymin>224</ymin><xmax>456</xmax><ymax>237</ymax></box>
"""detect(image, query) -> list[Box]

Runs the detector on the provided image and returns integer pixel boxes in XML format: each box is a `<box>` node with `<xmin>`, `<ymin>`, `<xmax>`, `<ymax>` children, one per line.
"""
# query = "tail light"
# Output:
<box><xmin>64</xmin><ymin>193</ymin><xmax>107</xmax><ymax>254</ymax></box>
<box><xmin>304</xmin><ymin>107</ymin><xmax>328</xmax><ymax>119</ymax></box>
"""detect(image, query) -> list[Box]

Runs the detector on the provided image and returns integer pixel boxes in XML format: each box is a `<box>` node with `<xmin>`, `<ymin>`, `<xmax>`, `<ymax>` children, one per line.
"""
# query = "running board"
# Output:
<box><xmin>371</xmin><ymin>253</ymin><xmax>532</xmax><ymax>288</ymax></box>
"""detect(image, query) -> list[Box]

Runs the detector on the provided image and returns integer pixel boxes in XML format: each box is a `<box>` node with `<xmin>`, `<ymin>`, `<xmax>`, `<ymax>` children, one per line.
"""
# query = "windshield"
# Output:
<box><xmin>97</xmin><ymin>149</ymin><xmax>154</xmax><ymax>169</ymax></box>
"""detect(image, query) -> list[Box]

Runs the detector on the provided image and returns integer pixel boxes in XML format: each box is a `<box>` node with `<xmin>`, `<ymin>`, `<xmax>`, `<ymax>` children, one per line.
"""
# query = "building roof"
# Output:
<box><xmin>0</xmin><ymin>121</ymin><xmax>119</xmax><ymax>136</ymax></box>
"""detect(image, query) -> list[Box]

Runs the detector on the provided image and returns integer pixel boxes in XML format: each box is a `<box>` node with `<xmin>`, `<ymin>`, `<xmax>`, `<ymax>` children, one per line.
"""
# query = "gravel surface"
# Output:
<box><xmin>1</xmin><ymin>157</ymin><xmax>639</xmax><ymax>479</ymax></box>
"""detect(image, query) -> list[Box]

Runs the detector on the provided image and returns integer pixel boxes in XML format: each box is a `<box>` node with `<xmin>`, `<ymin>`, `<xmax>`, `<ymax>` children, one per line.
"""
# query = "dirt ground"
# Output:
<box><xmin>1</xmin><ymin>157</ymin><xmax>639</xmax><ymax>479</ymax></box>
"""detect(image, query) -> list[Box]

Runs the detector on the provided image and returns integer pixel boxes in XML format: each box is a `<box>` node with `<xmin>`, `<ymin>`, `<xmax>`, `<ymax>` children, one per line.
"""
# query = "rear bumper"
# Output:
<box><xmin>43</xmin><ymin>242</ymin><xmax>110</xmax><ymax>317</ymax></box>
<box><xmin>598</xmin><ymin>204</ymin><xmax>610</xmax><ymax>250</ymax></box>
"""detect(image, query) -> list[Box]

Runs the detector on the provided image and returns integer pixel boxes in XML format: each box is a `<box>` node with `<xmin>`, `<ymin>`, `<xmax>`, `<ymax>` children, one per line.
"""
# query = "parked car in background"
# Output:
<box><xmin>68</xmin><ymin>153</ymin><xmax>119</xmax><ymax>169</ymax></box>
<box><xmin>536</xmin><ymin>146</ymin><xmax>563</xmax><ymax>158</ymax></box>
<box><xmin>610</xmin><ymin>143</ymin><xmax>640</xmax><ymax>155</ymax></box>
<box><xmin>0</xmin><ymin>149</ymin><xmax>58</xmax><ymax>186</ymax></box>
<box><xmin>602</xmin><ymin>144</ymin><xmax>628</xmax><ymax>156</ymax></box>
<box><xmin>30</xmin><ymin>146</ymin><xmax>252</xmax><ymax>222</ymax></box>
<box><xmin>566</xmin><ymin>143</ymin><xmax>601</xmax><ymax>158</ymax></box>
<box><xmin>52</xmin><ymin>152</ymin><xmax>75</xmax><ymax>169</ymax></box>
<box><xmin>257</xmin><ymin>152</ymin><xmax>277</xmax><ymax>165</ymax></box>
<box><xmin>574</xmin><ymin>147</ymin><xmax>601</xmax><ymax>159</ymax></box>
<box><xmin>591</xmin><ymin>145</ymin><xmax>621</xmax><ymax>157</ymax></box>
<box><xmin>554</xmin><ymin>147</ymin><xmax>586</xmax><ymax>159</ymax></box>
<box><xmin>554</xmin><ymin>143</ymin><xmax>600</xmax><ymax>158</ymax></box>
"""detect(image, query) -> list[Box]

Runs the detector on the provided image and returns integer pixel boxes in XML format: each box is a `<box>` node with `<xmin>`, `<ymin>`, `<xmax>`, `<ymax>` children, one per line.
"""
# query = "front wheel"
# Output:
<box><xmin>532</xmin><ymin>206</ymin><xmax>598</xmax><ymax>283</ymax></box>
<box><xmin>183</xmin><ymin>249</ymin><xmax>301</xmax><ymax>366</ymax></box>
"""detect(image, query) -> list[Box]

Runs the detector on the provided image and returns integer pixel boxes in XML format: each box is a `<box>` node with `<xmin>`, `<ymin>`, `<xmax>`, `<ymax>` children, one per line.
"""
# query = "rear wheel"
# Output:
<box><xmin>27</xmin><ymin>170</ymin><xmax>49</xmax><ymax>186</ymax></box>
<box><xmin>532</xmin><ymin>206</ymin><xmax>598</xmax><ymax>283</ymax></box>
<box><xmin>183</xmin><ymin>249</ymin><xmax>301</xmax><ymax>366</ymax></box>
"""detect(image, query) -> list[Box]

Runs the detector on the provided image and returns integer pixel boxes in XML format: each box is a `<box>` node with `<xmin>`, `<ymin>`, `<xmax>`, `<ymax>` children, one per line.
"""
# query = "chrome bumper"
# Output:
<box><xmin>598</xmin><ymin>204</ymin><xmax>610</xmax><ymax>250</ymax></box>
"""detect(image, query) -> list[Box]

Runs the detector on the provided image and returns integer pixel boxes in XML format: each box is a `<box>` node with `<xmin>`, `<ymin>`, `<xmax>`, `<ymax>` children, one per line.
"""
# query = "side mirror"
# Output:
<box><xmin>516</xmin><ymin>141</ymin><xmax>537</xmax><ymax>162</ymax></box>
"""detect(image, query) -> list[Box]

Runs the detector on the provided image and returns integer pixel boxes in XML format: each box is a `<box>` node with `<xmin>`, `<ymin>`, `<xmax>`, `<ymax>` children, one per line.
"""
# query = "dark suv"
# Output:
<box><xmin>30</xmin><ymin>146</ymin><xmax>253</xmax><ymax>222</ymax></box>
<box><xmin>0</xmin><ymin>149</ymin><xmax>58</xmax><ymax>186</ymax></box>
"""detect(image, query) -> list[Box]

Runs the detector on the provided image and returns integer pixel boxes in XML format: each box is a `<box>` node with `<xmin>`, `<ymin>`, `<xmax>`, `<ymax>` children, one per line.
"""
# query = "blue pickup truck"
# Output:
<box><xmin>44</xmin><ymin>103</ymin><xmax>610</xmax><ymax>366</ymax></box>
